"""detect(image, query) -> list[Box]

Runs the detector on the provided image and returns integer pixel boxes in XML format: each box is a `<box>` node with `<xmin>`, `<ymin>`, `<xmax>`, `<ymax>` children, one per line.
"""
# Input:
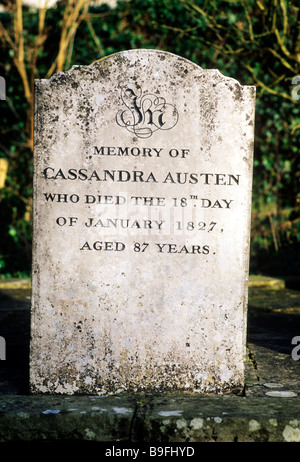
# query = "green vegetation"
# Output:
<box><xmin>0</xmin><ymin>0</ymin><xmax>299</xmax><ymax>277</ymax></box>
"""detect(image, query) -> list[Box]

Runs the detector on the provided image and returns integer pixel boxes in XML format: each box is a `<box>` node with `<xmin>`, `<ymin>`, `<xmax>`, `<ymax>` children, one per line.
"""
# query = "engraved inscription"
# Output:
<box><xmin>116</xmin><ymin>83</ymin><xmax>179</xmax><ymax>138</ymax></box>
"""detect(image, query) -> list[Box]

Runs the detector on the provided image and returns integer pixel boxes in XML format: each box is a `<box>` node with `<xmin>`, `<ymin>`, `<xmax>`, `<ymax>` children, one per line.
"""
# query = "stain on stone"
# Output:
<box><xmin>233</xmin><ymin>84</ymin><xmax>243</xmax><ymax>101</ymax></box>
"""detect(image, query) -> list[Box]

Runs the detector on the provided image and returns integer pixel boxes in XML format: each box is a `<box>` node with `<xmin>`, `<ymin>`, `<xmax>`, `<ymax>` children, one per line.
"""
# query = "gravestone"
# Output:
<box><xmin>30</xmin><ymin>49</ymin><xmax>255</xmax><ymax>394</ymax></box>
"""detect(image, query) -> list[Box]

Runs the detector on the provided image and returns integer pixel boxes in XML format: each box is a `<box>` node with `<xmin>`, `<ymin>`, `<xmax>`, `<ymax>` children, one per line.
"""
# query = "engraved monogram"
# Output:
<box><xmin>116</xmin><ymin>83</ymin><xmax>179</xmax><ymax>138</ymax></box>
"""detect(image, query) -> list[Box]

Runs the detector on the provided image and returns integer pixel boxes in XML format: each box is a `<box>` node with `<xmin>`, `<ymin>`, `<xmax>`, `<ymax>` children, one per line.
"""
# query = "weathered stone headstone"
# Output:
<box><xmin>30</xmin><ymin>49</ymin><xmax>255</xmax><ymax>394</ymax></box>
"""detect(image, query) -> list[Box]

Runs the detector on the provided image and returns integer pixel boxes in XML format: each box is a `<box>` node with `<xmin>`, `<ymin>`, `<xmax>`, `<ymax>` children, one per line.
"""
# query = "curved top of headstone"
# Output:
<box><xmin>35</xmin><ymin>48</ymin><xmax>255</xmax><ymax>155</ymax></box>
<box><xmin>47</xmin><ymin>48</ymin><xmax>249</xmax><ymax>90</ymax></box>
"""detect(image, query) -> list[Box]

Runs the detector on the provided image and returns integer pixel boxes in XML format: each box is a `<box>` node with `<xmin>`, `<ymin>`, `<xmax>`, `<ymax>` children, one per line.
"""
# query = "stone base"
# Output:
<box><xmin>1</xmin><ymin>394</ymin><xmax>300</xmax><ymax>442</ymax></box>
<box><xmin>1</xmin><ymin>277</ymin><xmax>300</xmax><ymax>442</ymax></box>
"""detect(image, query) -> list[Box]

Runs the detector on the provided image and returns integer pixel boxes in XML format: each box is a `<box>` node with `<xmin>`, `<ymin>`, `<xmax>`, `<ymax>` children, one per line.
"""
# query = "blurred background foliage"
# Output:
<box><xmin>0</xmin><ymin>0</ymin><xmax>299</xmax><ymax>278</ymax></box>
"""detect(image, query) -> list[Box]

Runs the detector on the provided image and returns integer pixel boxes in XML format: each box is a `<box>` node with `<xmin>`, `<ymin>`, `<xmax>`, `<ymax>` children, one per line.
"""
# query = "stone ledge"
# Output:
<box><xmin>0</xmin><ymin>278</ymin><xmax>31</xmax><ymax>290</ymax></box>
<box><xmin>248</xmin><ymin>275</ymin><xmax>285</xmax><ymax>289</ymax></box>
<box><xmin>1</xmin><ymin>394</ymin><xmax>300</xmax><ymax>442</ymax></box>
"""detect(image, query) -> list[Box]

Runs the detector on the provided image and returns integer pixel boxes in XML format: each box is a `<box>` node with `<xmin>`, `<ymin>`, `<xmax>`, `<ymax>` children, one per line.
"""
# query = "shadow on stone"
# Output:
<box><xmin>0</xmin><ymin>288</ymin><xmax>31</xmax><ymax>394</ymax></box>
<box><xmin>247</xmin><ymin>308</ymin><xmax>300</xmax><ymax>355</ymax></box>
